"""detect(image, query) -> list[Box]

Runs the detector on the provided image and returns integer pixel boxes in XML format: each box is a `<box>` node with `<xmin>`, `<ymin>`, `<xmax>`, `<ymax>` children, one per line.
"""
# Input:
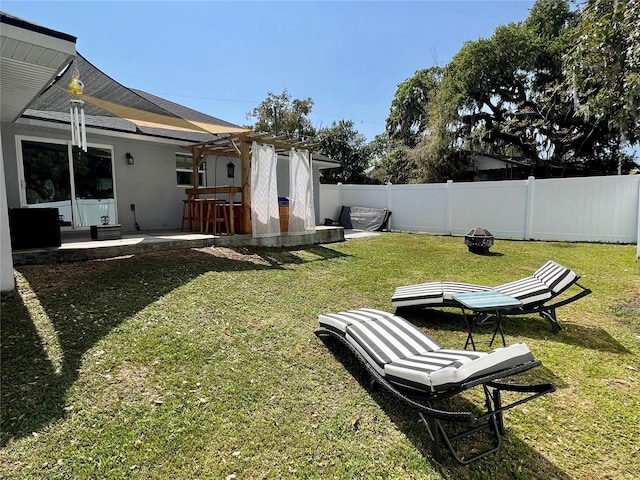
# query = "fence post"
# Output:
<box><xmin>524</xmin><ymin>176</ymin><xmax>535</xmax><ymax>240</ymax></box>
<box><xmin>636</xmin><ymin>178</ymin><xmax>640</xmax><ymax>257</ymax></box>
<box><xmin>446</xmin><ymin>180</ymin><xmax>453</xmax><ymax>235</ymax></box>
<box><xmin>387</xmin><ymin>182</ymin><xmax>393</xmax><ymax>230</ymax></box>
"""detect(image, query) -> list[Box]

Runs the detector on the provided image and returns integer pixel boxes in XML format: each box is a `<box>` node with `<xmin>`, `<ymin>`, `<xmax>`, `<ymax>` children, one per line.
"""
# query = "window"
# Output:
<box><xmin>176</xmin><ymin>152</ymin><xmax>205</xmax><ymax>186</ymax></box>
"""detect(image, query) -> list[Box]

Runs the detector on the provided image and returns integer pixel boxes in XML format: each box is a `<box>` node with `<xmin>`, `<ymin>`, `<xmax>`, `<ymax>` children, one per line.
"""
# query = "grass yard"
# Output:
<box><xmin>1</xmin><ymin>233</ymin><xmax>639</xmax><ymax>479</ymax></box>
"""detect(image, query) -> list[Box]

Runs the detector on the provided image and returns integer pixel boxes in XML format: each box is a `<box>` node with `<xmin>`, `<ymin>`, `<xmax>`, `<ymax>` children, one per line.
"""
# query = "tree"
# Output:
<box><xmin>374</xmin><ymin>67</ymin><xmax>444</xmax><ymax>183</ymax></box>
<box><xmin>409</xmin><ymin>85</ymin><xmax>475</xmax><ymax>182</ymax></box>
<box><xmin>316</xmin><ymin>120</ymin><xmax>371</xmax><ymax>184</ymax></box>
<box><xmin>413</xmin><ymin>0</ymin><xmax>632</xmax><ymax>179</ymax></box>
<box><xmin>566</xmin><ymin>0</ymin><xmax>640</xmax><ymax>146</ymax></box>
<box><xmin>367</xmin><ymin>133</ymin><xmax>417</xmax><ymax>184</ymax></box>
<box><xmin>246</xmin><ymin>90</ymin><xmax>316</xmax><ymax>138</ymax></box>
<box><xmin>386</xmin><ymin>67</ymin><xmax>443</xmax><ymax>148</ymax></box>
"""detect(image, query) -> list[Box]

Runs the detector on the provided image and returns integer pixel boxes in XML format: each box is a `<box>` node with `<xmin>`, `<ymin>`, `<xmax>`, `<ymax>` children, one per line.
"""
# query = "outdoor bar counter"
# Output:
<box><xmin>185</xmin><ymin>186</ymin><xmax>243</xmax><ymax>234</ymax></box>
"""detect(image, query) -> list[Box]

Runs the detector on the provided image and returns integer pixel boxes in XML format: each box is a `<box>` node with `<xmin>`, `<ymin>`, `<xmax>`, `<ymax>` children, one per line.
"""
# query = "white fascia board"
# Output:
<box><xmin>1</xmin><ymin>22</ymin><xmax>76</xmax><ymax>58</ymax></box>
<box><xmin>15</xmin><ymin>117</ymin><xmax>197</xmax><ymax>146</ymax></box>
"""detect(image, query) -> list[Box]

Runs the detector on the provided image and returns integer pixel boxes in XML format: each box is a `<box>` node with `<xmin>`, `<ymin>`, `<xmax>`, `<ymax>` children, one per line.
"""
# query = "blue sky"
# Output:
<box><xmin>3</xmin><ymin>0</ymin><xmax>536</xmax><ymax>141</ymax></box>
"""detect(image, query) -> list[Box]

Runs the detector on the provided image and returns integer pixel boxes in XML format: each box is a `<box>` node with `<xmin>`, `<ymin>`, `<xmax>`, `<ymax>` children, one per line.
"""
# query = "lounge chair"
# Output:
<box><xmin>316</xmin><ymin>308</ymin><xmax>555</xmax><ymax>464</ymax></box>
<box><xmin>391</xmin><ymin>260</ymin><xmax>591</xmax><ymax>333</ymax></box>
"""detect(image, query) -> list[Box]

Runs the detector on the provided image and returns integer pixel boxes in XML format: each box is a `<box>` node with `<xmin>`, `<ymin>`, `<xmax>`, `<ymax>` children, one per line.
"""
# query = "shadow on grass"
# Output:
<box><xmin>318</xmin><ymin>334</ymin><xmax>570</xmax><ymax>480</ymax></box>
<box><xmin>0</xmin><ymin>245</ymin><xmax>347</xmax><ymax>446</ymax></box>
<box><xmin>229</xmin><ymin>244</ymin><xmax>350</xmax><ymax>266</ymax></box>
<box><xmin>400</xmin><ymin>308</ymin><xmax>630</xmax><ymax>354</ymax></box>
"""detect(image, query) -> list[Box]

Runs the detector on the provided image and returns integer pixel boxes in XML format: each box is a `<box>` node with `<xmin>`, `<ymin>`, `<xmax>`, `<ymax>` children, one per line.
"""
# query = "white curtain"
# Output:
<box><xmin>251</xmin><ymin>142</ymin><xmax>281</xmax><ymax>237</ymax></box>
<box><xmin>288</xmin><ymin>149</ymin><xmax>316</xmax><ymax>235</ymax></box>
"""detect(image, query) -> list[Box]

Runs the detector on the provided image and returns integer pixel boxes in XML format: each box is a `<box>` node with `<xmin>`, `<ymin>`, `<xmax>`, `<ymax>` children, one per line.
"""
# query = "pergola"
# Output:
<box><xmin>182</xmin><ymin>132</ymin><xmax>319</xmax><ymax>234</ymax></box>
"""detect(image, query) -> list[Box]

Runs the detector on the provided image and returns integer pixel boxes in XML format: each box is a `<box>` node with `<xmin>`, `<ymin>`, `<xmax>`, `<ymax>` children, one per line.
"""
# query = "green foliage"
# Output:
<box><xmin>367</xmin><ymin>133</ymin><xmax>417</xmax><ymax>184</ymax></box>
<box><xmin>246</xmin><ymin>89</ymin><xmax>316</xmax><ymax>138</ymax></box>
<box><xmin>409</xmin><ymin>84</ymin><xmax>475</xmax><ymax>182</ymax></box>
<box><xmin>440</xmin><ymin>3</ymin><xmax>588</xmax><ymax>170</ymax></box>
<box><xmin>316</xmin><ymin>120</ymin><xmax>372</xmax><ymax>184</ymax></box>
<box><xmin>386</xmin><ymin>0</ymin><xmax>638</xmax><ymax>181</ymax></box>
<box><xmin>247</xmin><ymin>91</ymin><xmax>380</xmax><ymax>184</ymax></box>
<box><xmin>566</xmin><ymin>0</ymin><xmax>640</xmax><ymax>144</ymax></box>
<box><xmin>386</xmin><ymin>67</ymin><xmax>443</xmax><ymax>148</ymax></box>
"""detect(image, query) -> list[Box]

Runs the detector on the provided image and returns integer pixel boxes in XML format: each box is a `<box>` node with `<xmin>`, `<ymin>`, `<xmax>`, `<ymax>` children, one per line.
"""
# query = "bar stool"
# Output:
<box><xmin>204</xmin><ymin>199</ymin><xmax>229</xmax><ymax>234</ymax></box>
<box><xmin>193</xmin><ymin>198</ymin><xmax>208</xmax><ymax>232</ymax></box>
<box><xmin>181</xmin><ymin>199</ymin><xmax>206</xmax><ymax>232</ymax></box>
<box><xmin>181</xmin><ymin>199</ymin><xmax>196</xmax><ymax>232</ymax></box>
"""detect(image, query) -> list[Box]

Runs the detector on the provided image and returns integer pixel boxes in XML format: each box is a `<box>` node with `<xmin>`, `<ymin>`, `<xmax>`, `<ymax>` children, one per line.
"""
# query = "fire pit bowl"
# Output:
<box><xmin>464</xmin><ymin>227</ymin><xmax>494</xmax><ymax>254</ymax></box>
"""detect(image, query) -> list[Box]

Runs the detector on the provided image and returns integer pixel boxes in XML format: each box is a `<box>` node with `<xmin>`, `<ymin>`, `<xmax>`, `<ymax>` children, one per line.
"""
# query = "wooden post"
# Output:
<box><xmin>188</xmin><ymin>144</ymin><xmax>205</xmax><ymax>192</ymax></box>
<box><xmin>240</xmin><ymin>139</ymin><xmax>252</xmax><ymax>234</ymax></box>
<box><xmin>192</xmin><ymin>146</ymin><xmax>200</xmax><ymax>190</ymax></box>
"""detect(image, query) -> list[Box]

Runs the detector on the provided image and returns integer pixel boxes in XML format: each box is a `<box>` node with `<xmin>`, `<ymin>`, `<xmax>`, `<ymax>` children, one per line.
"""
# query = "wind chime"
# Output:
<box><xmin>68</xmin><ymin>65</ymin><xmax>87</xmax><ymax>151</ymax></box>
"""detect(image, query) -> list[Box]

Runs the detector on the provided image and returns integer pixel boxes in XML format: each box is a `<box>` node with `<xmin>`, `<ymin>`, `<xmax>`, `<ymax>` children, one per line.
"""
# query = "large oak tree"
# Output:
<box><xmin>387</xmin><ymin>0</ymin><xmax>637</xmax><ymax>182</ymax></box>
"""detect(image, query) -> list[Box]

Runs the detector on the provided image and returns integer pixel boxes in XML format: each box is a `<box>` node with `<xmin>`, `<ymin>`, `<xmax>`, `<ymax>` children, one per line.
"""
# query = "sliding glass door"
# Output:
<box><xmin>72</xmin><ymin>146</ymin><xmax>116</xmax><ymax>226</ymax></box>
<box><xmin>19</xmin><ymin>138</ymin><xmax>116</xmax><ymax>228</ymax></box>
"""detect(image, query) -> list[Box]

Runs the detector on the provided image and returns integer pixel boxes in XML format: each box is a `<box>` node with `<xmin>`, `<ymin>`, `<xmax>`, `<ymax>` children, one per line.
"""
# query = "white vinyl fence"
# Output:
<box><xmin>319</xmin><ymin>175</ymin><xmax>640</xmax><ymax>255</ymax></box>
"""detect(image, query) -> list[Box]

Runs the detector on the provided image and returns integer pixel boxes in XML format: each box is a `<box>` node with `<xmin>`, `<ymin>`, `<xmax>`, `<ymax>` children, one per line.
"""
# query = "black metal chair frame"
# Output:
<box><xmin>501</xmin><ymin>281</ymin><xmax>591</xmax><ymax>333</ymax></box>
<box><xmin>316</xmin><ymin>328</ymin><xmax>555</xmax><ymax>465</ymax></box>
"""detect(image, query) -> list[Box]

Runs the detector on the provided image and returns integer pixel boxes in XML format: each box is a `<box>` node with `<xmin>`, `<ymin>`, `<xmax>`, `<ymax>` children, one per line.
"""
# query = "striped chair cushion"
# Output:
<box><xmin>493</xmin><ymin>276</ymin><xmax>552</xmax><ymax>306</ymax></box>
<box><xmin>320</xmin><ymin>309</ymin><xmax>534</xmax><ymax>392</ymax></box>
<box><xmin>533</xmin><ymin>260</ymin><xmax>577</xmax><ymax>294</ymax></box>
<box><xmin>385</xmin><ymin>343</ymin><xmax>534</xmax><ymax>392</ymax></box>
<box><xmin>391</xmin><ymin>261</ymin><xmax>579</xmax><ymax>311</ymax></box>
<box><xmin>442</xmin><ymin>282</ymin><xmax>491</xmax><ymax>301</ymax></box>
<box><xmin>346</xmin><ymin>313</ymin><xmax>441</xmax><ymax>375</ymax></box>
<box><xmin>318</xmin><ymin>308</ymin><xmax>388</xmax><ymax>334</ymax></box>
<box><xmin>391</xmin><ymin>282</ymin><xmax>444</xmax><ymax>308</ymax></box>
<box><xmin>391</xmin><ymin>281</ymin><xmax>493</xmax><ymax>308</ymax></box>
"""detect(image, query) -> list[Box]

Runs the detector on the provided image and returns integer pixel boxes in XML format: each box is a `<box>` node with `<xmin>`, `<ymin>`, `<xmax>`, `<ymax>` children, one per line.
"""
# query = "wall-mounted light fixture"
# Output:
<box><xmin>125</xmin><ymin>152</ymin><xmax>134</xmax><ymax>165</ymax></box>
<box><xmin>226</xmin><ymin>160</ymin><xmax>235</xmax><ymax>178</ymax></box>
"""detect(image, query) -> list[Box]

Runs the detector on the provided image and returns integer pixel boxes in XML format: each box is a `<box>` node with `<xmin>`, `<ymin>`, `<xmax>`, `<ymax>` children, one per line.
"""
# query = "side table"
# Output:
<box><xmin>453</xmin><ymin>291</ymin><xmax>522</xmax><ymax>350</ymax></box>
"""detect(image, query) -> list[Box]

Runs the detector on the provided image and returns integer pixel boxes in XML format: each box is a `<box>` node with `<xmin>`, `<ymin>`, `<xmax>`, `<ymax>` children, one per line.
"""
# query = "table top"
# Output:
<box><xmin>185</xmin><ymin>186</ymin><xmax>242</xmax><ymax>197</ymax></box>
<box><xmin>453</xmin><ymin>290</ymin><xmax>522</xmax><ymax>310</ymax></box>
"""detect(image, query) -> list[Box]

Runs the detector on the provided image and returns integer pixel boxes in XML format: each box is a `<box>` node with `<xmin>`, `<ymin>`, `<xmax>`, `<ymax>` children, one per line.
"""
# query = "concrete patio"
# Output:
<box><xmin>12</xmin><ymin>226</ymin><xmax>345</xmax><ymax>266</ymax></box>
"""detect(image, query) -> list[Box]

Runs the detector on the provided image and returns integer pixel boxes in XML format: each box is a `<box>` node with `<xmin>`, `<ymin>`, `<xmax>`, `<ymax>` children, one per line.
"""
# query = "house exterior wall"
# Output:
<box><xmin>2</xmin><ymin>122</ymin><xmax>322</xmax><ymax>234</ymax></box>
<box><xmin>2</xmin><ymin>122</ymin><xmax>241</xmax><ymax>233</ymax></box>
<box><xmin>474</xmin><ymin>156</ymin><xmax>509</xmax><ymax>170</ymax></box>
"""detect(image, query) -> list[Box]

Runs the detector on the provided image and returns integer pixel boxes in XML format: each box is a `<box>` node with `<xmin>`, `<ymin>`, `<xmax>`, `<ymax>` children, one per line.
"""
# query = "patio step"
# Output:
<box><xmin>12</xmin><ymin>227</ymin><xmax>345</xmax><ymax>265</ymax></box>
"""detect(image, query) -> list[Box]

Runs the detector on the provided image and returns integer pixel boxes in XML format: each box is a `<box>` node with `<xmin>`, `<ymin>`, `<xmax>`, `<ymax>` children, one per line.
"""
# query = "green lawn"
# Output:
<box><xmin>1</xmin><ymin>234</ymin><xmax>638</xmax><ymax>479</ymax></box>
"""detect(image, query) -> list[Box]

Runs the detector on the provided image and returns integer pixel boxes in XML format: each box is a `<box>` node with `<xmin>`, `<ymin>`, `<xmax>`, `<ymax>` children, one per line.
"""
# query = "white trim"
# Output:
<box><xmin>1</xmin><ymin>135</ymin><xmax>15</xmax><ymax>291</ymax></box>
<box><xmin>16</xmin><ymin>117</ymin><xmax>201</xmax><ymax>147</ymax></box>
<box><xmin>1</xmin><ymin>21</ymin><xmax>76</xmax><ymax>57</ymax></box>
<box><xmin>175</xmin><ymin>151</ymin><xmax>205</xmax><ymax>188</ymax></box>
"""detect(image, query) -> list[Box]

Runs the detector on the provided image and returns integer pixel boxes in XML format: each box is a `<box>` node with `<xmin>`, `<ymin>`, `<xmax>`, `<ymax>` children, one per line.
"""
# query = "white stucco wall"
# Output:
<box><xmin>3</xmin><ymin>122</ymin><xmax>231</xmax><ymax>233</ymax></box>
